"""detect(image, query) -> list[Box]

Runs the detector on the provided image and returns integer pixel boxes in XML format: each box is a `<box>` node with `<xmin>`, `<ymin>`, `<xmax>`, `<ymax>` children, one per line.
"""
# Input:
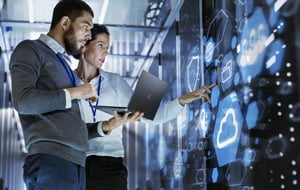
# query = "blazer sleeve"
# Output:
<box><xmin>10</xmin><ymin>40</ymin><xmax>67</xmax><ymax>115</ymax></box>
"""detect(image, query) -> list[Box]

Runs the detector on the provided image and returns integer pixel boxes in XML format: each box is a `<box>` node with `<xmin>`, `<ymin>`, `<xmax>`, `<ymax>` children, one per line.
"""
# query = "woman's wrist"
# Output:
<box><xmin>178</xmin><ymin>97</ymin><xmax>185</xmax><ymax>106</ymax></box>
<box><xmin>102</xmin><ymin>121</ymin><xmax>112</xmax><ymax>134</ymax></box>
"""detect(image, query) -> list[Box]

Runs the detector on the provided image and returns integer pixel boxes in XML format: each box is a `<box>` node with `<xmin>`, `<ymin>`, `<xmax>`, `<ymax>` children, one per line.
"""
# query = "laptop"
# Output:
<box><xmin>91</xmin><ymin>70</ymin><xmax>168</xmax><ymax>120</ymax></box>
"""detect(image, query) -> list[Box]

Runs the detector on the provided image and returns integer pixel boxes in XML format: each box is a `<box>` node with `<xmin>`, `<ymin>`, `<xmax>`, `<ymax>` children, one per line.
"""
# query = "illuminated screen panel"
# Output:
<box><xmin>162</xmin><ymin>0</ymin><xmax>299</xmax><ymax>189</ymax></box>
<box><xmin>125</xmin><ymin>0</ymin><xmax>300</xmax><ymax>189</ymax></box>
<box><xmin>203</xmin><ymin>0</ymin><xmax>300</xmax><ymax>189</ymax></box>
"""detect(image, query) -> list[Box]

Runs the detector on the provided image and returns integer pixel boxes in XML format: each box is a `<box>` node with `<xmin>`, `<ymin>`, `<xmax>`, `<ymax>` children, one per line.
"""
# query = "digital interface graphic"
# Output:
<box><xmin>213</xmin><ymin>91</ymin><xmax>243</xmax><ymax>167</ymax></box>
<box><xmin>124</xmin><ymin>0</ymin><xmax>300</xmax><ymax>189</ymax></box>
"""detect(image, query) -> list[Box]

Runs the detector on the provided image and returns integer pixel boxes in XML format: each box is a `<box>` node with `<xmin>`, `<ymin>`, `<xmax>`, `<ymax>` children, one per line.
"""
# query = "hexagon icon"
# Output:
<box><xmin>213</xmin><ymin>92</ymin><xmax>244</xmax><ymax>166</ymax></box>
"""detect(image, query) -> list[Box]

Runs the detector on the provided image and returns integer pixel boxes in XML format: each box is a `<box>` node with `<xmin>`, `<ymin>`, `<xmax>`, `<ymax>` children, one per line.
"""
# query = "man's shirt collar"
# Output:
<box><xmin>39</xmin><ymin>33</ymin><xmax>65</xmax><ymax>54</ymax></box>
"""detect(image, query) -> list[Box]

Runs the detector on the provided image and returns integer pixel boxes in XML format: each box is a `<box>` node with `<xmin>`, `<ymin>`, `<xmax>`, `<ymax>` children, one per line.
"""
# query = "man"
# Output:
<box><xmin>9</xmin><ymin>0</ymin><xmax>97</xmax><ymax>189</ymax></box>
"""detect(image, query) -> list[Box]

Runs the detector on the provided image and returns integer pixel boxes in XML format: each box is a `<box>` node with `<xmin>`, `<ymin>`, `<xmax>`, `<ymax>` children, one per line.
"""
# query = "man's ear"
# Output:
<box><xmin>60</xmin><ymin>16</ymin><xmax>71</xmax><ymax>31</ymax></box>
<box><xmin>81</xmin><ymin>46</ymin><xmax>86</xmax><ymax>54</ymax></box>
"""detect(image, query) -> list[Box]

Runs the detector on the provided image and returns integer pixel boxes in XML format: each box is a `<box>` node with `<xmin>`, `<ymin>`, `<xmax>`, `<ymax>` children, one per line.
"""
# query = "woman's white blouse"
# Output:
<box><xmin>78</xmin><ymin>70</ymin><xmax>184</xmax><ymax>158</ymax></box>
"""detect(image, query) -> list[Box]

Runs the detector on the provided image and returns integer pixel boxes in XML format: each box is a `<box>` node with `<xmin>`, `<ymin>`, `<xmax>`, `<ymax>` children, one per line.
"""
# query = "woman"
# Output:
<box><xmin>75</xmin><ymin>24</ymin><xmax>215</xmax><ymax>190</ymax></box>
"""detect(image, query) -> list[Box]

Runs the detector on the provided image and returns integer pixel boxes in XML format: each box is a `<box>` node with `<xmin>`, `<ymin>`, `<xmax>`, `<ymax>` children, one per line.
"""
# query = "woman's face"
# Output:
<box><xmin>84</xmin><ymin>32</ymin><xmax>110</xmax><ymax>69</ymax></box>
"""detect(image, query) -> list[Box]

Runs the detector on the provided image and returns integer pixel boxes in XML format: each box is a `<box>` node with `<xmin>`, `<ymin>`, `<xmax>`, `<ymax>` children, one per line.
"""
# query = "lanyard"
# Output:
<box><xmin>89</xmin><ymin>76</ymin><xmax>103</xmax><ymax>122</ymax></box>
<box><xmin>56</xmin><ymin>53</ymin><xmax>76</xmax><ymax>87</ymax></box>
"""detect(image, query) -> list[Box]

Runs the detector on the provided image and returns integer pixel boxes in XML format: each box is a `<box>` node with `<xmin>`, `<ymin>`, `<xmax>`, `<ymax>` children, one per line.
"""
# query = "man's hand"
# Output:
<box><xmin>102</xmin><ymin>111</ymin><xmax>144</xmax><ymax>134</ymax></box>
<box><xmin>178</xmin><ymin>83</ymin><xmax>216</xmax><ymax>105</ymax></box>
<box><xmin>66</xmin><ymin>83</ymin><xmax>98</xmax><ymax>101</ymax></box>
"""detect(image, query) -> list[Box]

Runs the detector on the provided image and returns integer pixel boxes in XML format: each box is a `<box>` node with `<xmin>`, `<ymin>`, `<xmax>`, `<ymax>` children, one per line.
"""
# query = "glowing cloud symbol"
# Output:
<box><xmin>237</xmin><ymin>8</ymin><xmax>270</xmax><ymax>83</ymax></box>
<box><xmin>216</xmin><ymin>108</ymin><xmax>239</xmax><ymax>149</ymax></box>
<box><xmin>213</xmin><ymin>92</ymin><xmax>244</xmax><ymax>166</ymax></box>
<box><xmin>239</xmin><ymin>24</ymin><xmax>267</xmax><ymax>67</ymax></box>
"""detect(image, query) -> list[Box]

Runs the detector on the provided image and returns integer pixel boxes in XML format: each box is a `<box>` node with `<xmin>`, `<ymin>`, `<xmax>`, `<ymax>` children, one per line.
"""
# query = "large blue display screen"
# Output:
<box><xmin>124</xmin><ymin>0</ymin><xmax>300</xmax><ymax>189</ymax></box>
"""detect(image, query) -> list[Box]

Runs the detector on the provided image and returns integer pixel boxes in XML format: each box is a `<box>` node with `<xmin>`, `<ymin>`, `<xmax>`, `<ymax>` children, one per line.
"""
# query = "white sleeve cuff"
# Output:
<box><xmin>63</xmin><ymin>89</ymin><xmax>72</xmax><ymax>108</ymax></box>
<box><xmin>97</xmin><ymin>121</ymin><xmax>111</xmax><ymax>136</ymax></box>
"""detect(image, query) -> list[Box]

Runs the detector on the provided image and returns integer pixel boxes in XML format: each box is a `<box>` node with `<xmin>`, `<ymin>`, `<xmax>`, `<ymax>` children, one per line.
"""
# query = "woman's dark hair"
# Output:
<box><xmin>73</xmin><ymin>24</ymin><xmax>110</xmax><ymax>59</ymax></box>
<box><xmin>50</xmin><ymin>0</ymin><xmax>94</xmax><ymax>29</ymax></box>
<box><xmin>86</xmin><ymin>24</ymin><xmax>110</xmax><ymax>45</ymax></box>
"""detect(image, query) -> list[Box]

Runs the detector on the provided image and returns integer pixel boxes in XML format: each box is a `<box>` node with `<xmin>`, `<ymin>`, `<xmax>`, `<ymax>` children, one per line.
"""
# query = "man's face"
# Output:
<box><xmin>64</xmin><ymin>11</ymin><xmax>93</xmax><ymax>56</ymax></box>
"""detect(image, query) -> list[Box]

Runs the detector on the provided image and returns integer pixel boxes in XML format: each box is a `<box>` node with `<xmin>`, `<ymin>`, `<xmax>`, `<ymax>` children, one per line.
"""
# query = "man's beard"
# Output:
<box><xmin>64</xmin><ymin>27</ymin><xmax>81</xmax><ymax>56</ymax></box>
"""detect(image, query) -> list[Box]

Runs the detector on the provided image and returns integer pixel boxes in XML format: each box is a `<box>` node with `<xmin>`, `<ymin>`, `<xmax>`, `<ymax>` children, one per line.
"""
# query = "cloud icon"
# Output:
<box><xmin>216</xmin><ymin>108</ymin><xmax>239</xmax><ymax>149</ymax></box>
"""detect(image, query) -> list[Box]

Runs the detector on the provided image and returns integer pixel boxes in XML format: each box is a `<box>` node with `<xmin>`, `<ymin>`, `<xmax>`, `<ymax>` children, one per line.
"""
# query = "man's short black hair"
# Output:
<box><xmin>50</xmin><ymin>0</ymin><xmax>94</xmax><ymax>29</ymax></box>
